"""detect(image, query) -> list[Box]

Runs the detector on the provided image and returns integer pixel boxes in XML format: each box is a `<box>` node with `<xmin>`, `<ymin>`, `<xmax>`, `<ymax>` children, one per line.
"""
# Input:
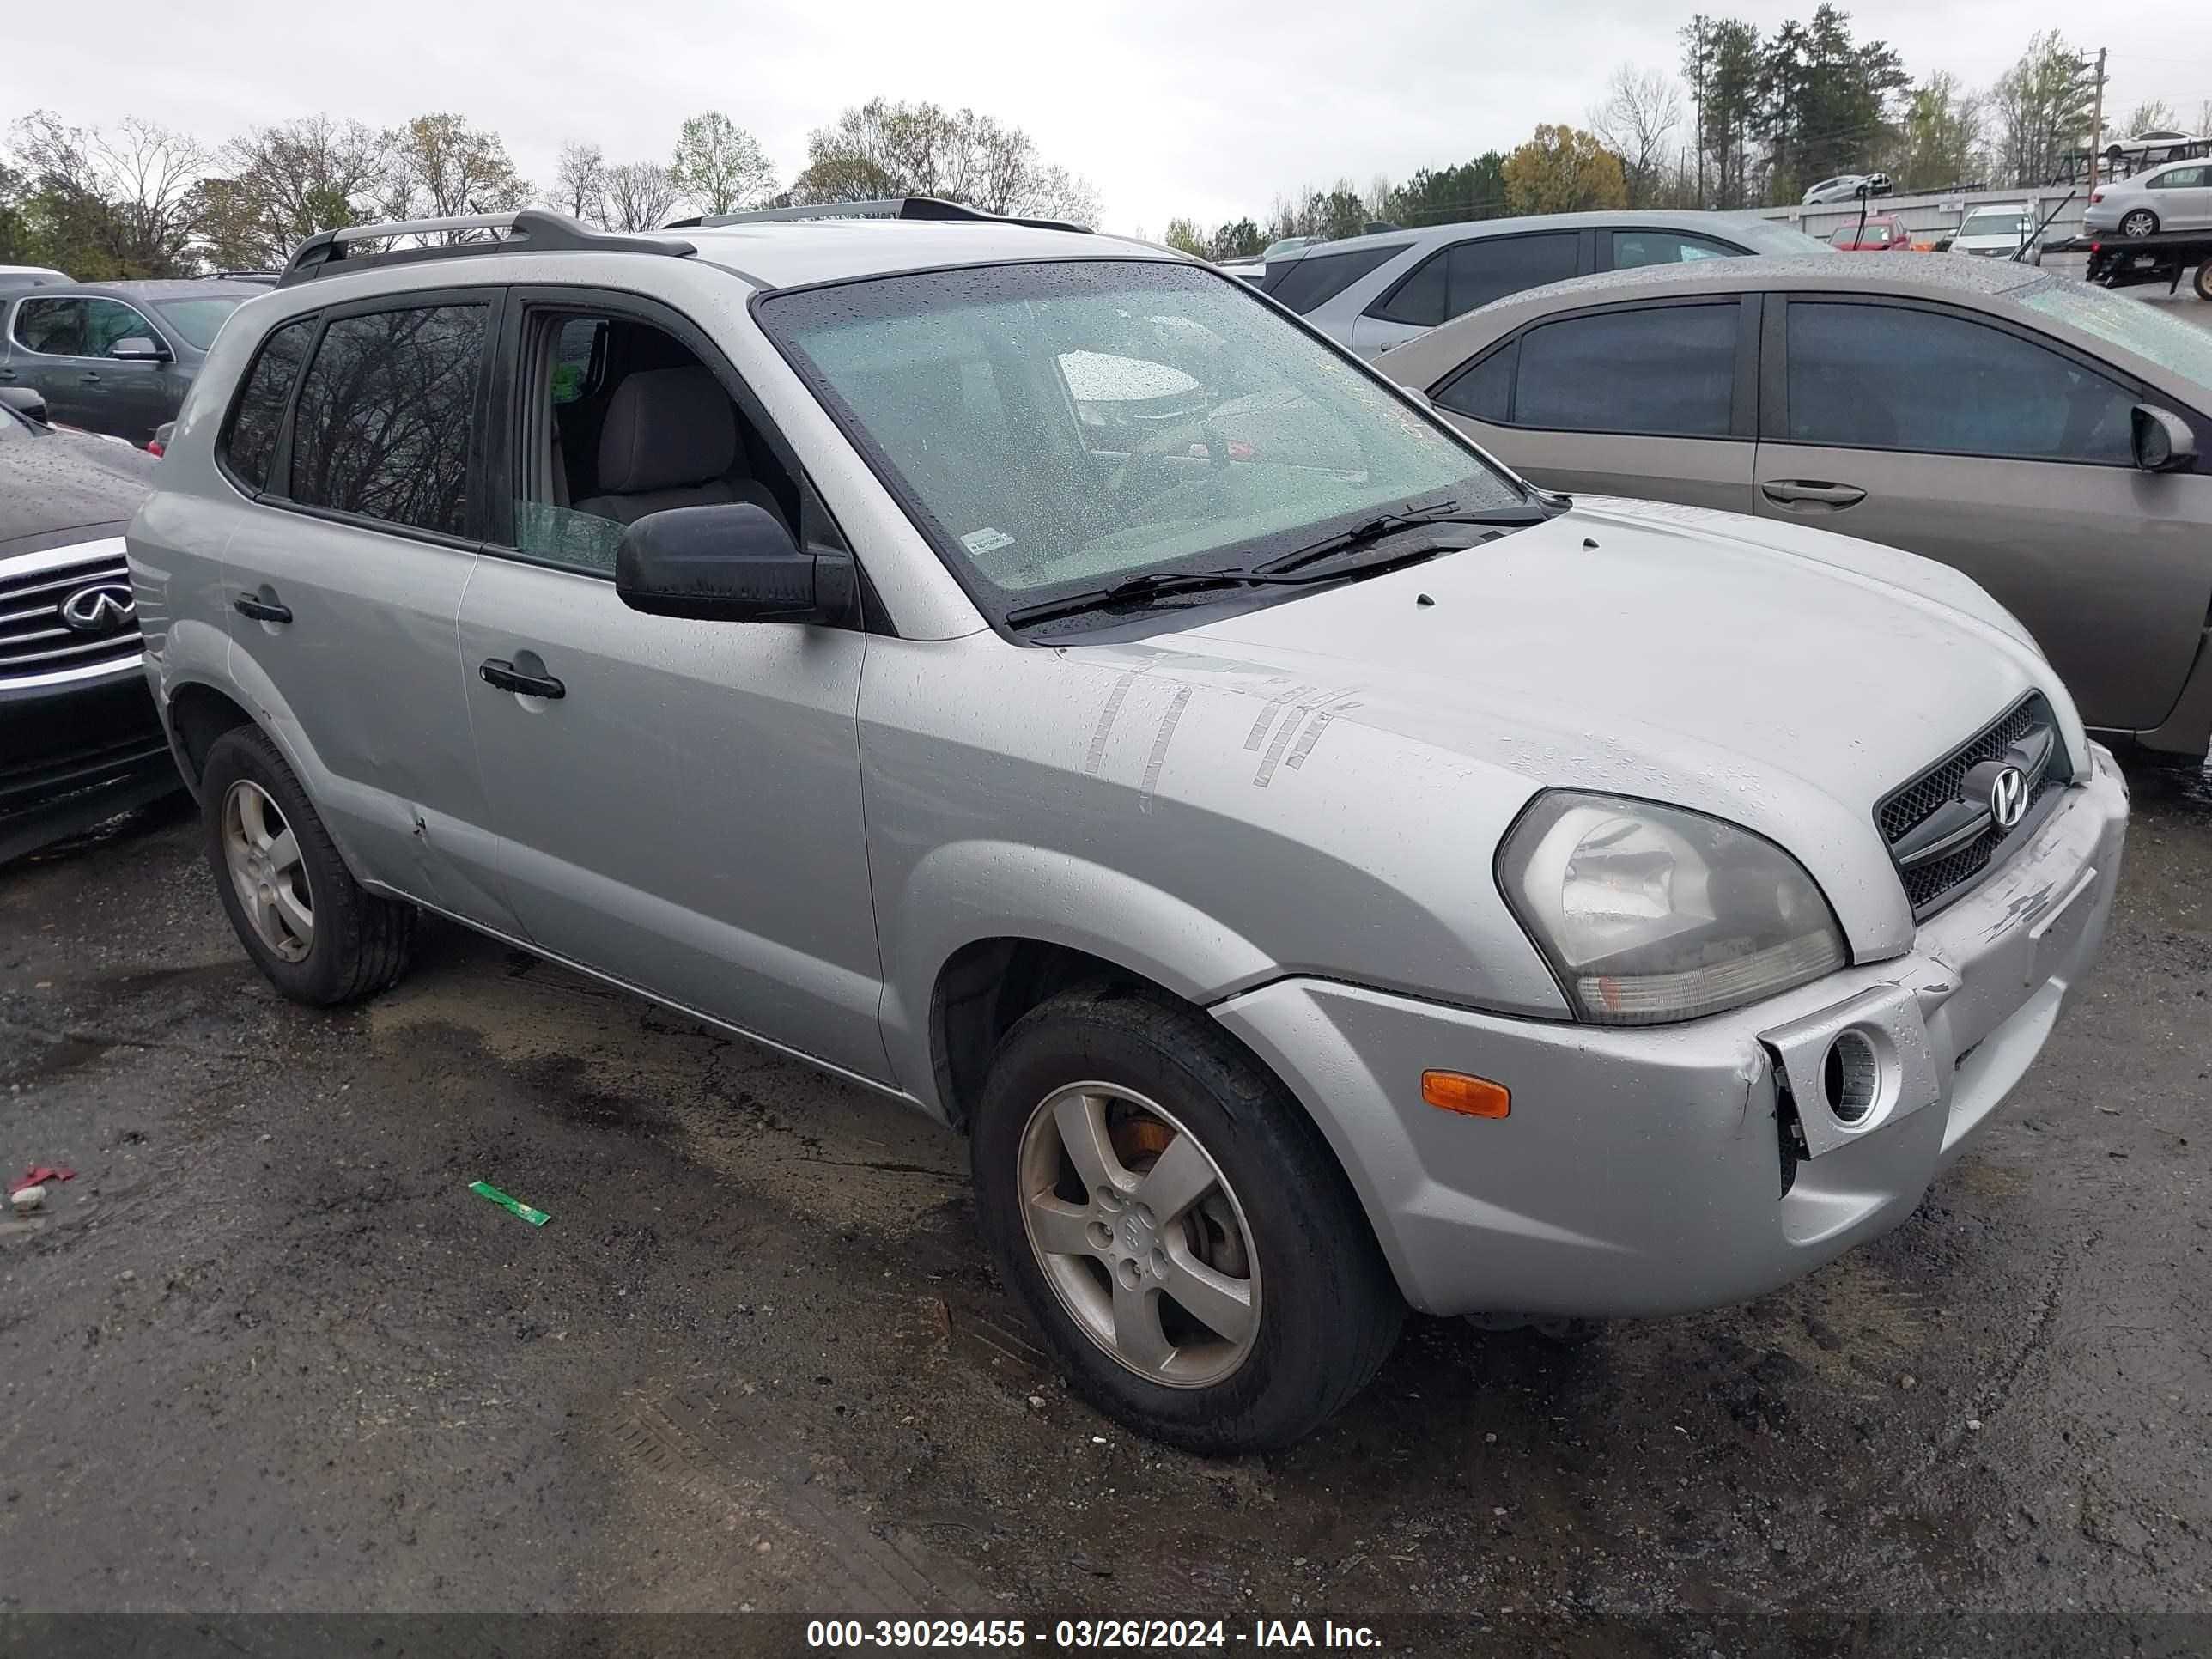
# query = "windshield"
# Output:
<box><xmin>758</xmin><ymin>259</ymin><xmax>1522</xmax><ymax>615</ymax></box>
<box><xmin>153</xmin><ymin>297</ymin><xmax>244</xmax><ymax>349</ymax></box>
<box><xmin>2019</xmin><ymin>278</ymin><xmax>2212</xmax><ymax>389</ymax></box>
<box><xmin>1959</xmin><ymin>211</ymin><xmax>2028</xmax><ymax>240</ymax></box>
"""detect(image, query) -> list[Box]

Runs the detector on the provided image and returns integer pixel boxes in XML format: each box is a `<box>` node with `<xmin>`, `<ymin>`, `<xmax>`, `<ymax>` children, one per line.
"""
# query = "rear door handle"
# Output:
<box><xmin>233</xmin><ymin>592</ymin><xmax>292</xmax><ymax>624</ymax></box>
<box><xmin>79</xmin><ymin>372</ymin><xmax>102</xmax><ymax>385</ymax></box>
<box><xmin>1761</xmin><ymin>479</ymin><xmax>1867</xmax><ymax>507</ymax></box>
<box><xmin>479</xmin><ymin>659</ymin><xmax>566</xmax><ymax>700</ymax></box>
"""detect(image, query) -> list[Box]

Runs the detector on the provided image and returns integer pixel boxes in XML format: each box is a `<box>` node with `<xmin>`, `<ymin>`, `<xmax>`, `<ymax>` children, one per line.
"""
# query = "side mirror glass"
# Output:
<box><xmin>109</xmin><ymin>337</ymin><xmax>170</xmax><ymax>362</ymax></box>
<box><xmin>0</xmin><ymin>385</ymin><xmax>51</xmax><ymax>423</ymax></box>
<box><xmin>2131</xmin><ymin>404</ymin><xmax>2197</xmax><ymax>473</ymax></box>
<box><xmin>616</xmin><ymin>502</ymin><xmax>856</xmax><ymax>624</ymax></box>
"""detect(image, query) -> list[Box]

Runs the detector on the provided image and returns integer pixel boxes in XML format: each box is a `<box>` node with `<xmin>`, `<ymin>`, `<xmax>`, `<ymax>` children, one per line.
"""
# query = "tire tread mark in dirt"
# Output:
<box><xmin>618</xmin><ymin>1388</ymin><xmax>997</xmax><ymax>1616</ymax></box>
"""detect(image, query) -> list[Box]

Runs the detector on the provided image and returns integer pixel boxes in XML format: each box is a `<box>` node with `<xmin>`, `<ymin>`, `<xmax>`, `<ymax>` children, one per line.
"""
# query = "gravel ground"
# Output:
<box><xmin>1</xmin><ymin>750</ymin><xmax>2206</xmax><ymax>1656</ymax></box>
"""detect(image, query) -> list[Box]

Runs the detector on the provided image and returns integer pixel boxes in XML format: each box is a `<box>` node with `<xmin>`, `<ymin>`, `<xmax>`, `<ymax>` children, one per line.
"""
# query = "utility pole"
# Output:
<box><xmin>2080</xmin><ymin>46</ymin><xmax>2107</xmax><ymax>186</ymax></box>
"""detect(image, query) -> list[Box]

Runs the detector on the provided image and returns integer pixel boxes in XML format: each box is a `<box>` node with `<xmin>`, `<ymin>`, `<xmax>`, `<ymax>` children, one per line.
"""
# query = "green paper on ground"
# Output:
<box><xmin>470</xmin><ymin>1181</ymin><xmax>550</xmax><ymax>1226</ymax></box>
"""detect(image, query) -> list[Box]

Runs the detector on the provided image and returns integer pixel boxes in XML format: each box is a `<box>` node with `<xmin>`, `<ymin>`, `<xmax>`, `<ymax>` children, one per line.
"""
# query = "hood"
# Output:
<box><xmin>1176</xmin><ymin>496</ymin><xmax>2068</xmax><ymax>945</ymax></box>
<box><xmin>0</xmin><ymin>426</ymin><xmax>155</xmax><ymax>557</ymax></box>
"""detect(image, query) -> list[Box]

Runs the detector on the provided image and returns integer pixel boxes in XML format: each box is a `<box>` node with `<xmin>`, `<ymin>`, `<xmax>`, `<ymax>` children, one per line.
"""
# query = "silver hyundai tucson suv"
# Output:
<box><xmin>128</xmin><ymin>202</ymin><xmax>2128</xmax><ymax>1453</ymax></box>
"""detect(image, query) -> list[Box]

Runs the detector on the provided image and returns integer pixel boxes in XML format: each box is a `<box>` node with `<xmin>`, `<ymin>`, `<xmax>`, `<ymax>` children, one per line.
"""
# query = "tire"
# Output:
<box><xmin>970</xmin><ymin>983</ymin><xmax>1403</xmax><ymax>1453</ymax></box>
<box><xmin>2195</xmin><ymin>261</ymin><xmax>2211</xmax><ymax>302</ymax></box>
<box><xmin>2120</xmin><ymin>209</ymin><xmax>2159</xmax><ymax>239</ymax></box>
<box><xmin>201</xmin><ymin>726</ymin><xmax>416</xmax><ymax>1005</ymax></box>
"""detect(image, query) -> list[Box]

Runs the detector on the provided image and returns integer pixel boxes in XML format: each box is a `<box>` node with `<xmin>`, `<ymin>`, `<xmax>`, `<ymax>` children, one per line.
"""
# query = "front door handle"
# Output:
<box><xmin>233</xmin><ymin>592</ymin><xmax>293</xmax><ymax>624</ymax></box>
<box><xmin>479</xmin><ymin>659</ymin><xmax>566</xmax><ymax>700</ymax></box>
<box><xmin>1762</xmin><ymin>479</ymin><xmax>1867</xmax><ymax>507</ymax></box>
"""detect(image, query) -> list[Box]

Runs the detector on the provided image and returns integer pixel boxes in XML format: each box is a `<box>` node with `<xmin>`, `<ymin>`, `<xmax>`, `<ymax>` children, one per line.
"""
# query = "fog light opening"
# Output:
<box><xmin>1822</xmin><ymin>1030</ymin><xmax>1881</xmax><ymax>1125</ymax></box>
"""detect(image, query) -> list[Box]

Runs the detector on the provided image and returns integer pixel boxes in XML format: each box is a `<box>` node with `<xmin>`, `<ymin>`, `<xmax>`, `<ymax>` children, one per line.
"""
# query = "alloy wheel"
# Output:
<box><xmin>222</xmin><ymin>779</ymin><xmax>313</xmax><ymax>962</ymax></box>
<box><xmin>2121</xmin><ymin>210</ymin><xmax>2158</xmax><ymax>238</ymax></box>
<box><xmin>1017</xmin><ymin>1083</ymin><xmax>1261</xmax><ymax>1388</ymax></box>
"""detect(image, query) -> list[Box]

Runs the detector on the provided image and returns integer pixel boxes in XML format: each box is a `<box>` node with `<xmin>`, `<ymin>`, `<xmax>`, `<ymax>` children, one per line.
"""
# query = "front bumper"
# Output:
<box><xmin>1213</xmin><ymin>749</ymin><xmax>2130</xmax><ymax>1318</ymax></box>
<box><xmin>0</xmin><ymin>662</ymin><xmax>179</xmax><ymax>863</ymax></box>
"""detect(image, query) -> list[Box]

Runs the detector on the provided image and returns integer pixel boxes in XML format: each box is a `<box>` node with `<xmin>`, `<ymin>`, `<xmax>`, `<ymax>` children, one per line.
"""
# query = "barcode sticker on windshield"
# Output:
<box><xmin>962</xmin><ymin>528</ymin><xmax>1016</xmax><ymax>555</ymax></box>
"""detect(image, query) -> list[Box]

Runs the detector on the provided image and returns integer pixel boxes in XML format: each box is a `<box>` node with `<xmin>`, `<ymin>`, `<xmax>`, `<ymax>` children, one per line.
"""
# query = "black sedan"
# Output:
<box><xmin>0</xmin><ymin>387</ymin><xmax>179</xmax><ymax>860</ymax></box>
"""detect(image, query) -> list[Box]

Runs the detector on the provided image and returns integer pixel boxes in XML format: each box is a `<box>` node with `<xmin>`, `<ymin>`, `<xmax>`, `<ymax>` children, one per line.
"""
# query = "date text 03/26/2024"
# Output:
<box><xmin>805</xmin><ymin>1619</ymin><xmax>1385</xmax><ymax>1649</ymax></box>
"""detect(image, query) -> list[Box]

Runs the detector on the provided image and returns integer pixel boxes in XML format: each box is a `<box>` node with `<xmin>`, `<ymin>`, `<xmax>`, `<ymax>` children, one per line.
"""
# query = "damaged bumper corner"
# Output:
<box><xmin>1212</xmin><ymin>748</ymin><xmax>2129</xmax><ymax>1320</ymax></box>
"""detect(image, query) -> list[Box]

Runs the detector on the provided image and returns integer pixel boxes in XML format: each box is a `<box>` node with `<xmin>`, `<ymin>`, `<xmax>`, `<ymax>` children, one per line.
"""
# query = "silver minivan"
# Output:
<box><xmin>130</xmin><ymin>205</ymin><xmax>2126</xmax><ymax>1452</ymax></box>
<box><xmin>1255</xmin><ymin>210</ymin><xmax>1832</xmax><ymax>357</ymax></box>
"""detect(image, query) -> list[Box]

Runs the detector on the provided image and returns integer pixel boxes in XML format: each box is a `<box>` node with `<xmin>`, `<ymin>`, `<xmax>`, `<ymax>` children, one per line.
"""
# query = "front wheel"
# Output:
<box><xmin>971</xmin><ymin>985</ymin><xmax>1403</xmax><ymax>1453</ymax></box>
<box><xmin>2120</xmin><ymin>209</ymin><xmax>2160</xmax><ymax>239</ymax></box>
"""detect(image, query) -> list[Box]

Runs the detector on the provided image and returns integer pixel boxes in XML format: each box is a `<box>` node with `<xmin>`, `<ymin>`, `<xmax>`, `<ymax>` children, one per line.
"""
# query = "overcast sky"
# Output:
<box><xmin>6</xmin><ymin>0</ymin><xmax>2210</xmax><ymax>233</ymax></box>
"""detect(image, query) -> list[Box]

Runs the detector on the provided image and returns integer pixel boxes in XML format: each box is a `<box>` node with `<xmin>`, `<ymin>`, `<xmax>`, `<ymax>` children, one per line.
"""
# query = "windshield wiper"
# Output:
<box><xmin>1004</xmin><ymin>566</ymin><xmax>1318</xmax><ymax>630</ymax></box>
<box><xmin>1254</xmin><ymin>498</ymin><xmax>1548</xmax><ymax>576</ymax></box>
<box><xmin>1002</xmin><ymin>498</ymin><xmax>1549</xmax><ymax>632</ymax></box>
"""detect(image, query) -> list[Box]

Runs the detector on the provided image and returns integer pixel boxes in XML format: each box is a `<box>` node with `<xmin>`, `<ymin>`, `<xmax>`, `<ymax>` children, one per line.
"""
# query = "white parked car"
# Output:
<box><xmin>1948</xmin><ymin>204</ymin><xmax>2035</xmax><ymax>258</ymax></box>
<box><xmin>1803</xmin><ymin>173</ymin><xmax>1892</xmax><ymax>206</ymax></box>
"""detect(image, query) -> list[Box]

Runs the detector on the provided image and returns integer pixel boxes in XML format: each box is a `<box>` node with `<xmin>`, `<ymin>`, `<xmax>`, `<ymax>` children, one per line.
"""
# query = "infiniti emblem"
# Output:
<box><xmin>1989</xmin><ymin>764</ymin><xmax>2028</xmax><ymax>831</ymax></box>
<box><xmin>59</xmin><ymin>581</ymin><xmax>135</xmax><ymax>634</ymax></box>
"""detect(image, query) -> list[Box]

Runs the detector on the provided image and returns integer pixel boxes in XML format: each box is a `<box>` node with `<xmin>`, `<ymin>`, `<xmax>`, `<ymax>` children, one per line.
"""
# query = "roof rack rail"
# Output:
<box><xmin>662</xmin><ymin>196</ymin><xmax>1091</xmax><ymax>235</ymax></box>
<box><xmin>279</xmin><ymin>210</ymin><xmax>696</xmax><ymax>289</ymax></box>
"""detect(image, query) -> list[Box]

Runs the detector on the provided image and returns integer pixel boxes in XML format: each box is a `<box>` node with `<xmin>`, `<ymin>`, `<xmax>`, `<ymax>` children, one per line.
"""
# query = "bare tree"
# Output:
<box><xmin>602</xmin><ymin>160</ymin><xmax>679</xmax><ymax>232</ymax></box>
<box><xmin>670</xmin><ymin>112</ymin><xmax>776</xmax><ymax>215</ymax></box>
<box><xmin>1987</xmin><ymin>32</ymin><xmax>2094</xmax><ymax>187</ymax></box>
<box><xmin>380</xmin><ymin>113</ymin><xmax>530</xmax><ymax>239</ymax></box>
<box><xmin>1589</xmin><ymin>64</ymin><xmax>1685</xmax><ymax>208</ymax></box>
<box><xmin>11</xmin><ymin>111</ymin><xmax>205</xmax><ymax>275</ymax></box>
<box><xmin>198</xmin><ymin>115</ymin><xmax>385</xmax><ymax>270</ymax></box>
<box><xmin>792</xmin><ymin>98</ymin><xmax>1099</xmax><ymax>222</ymax></box>
<box><xmin>2117</xmin><ymin>100</ymin><xmax>2178</xmax><ymax>138</ymax></box>
<box><xmin>552</xmin><ymin>141</ymin><xmax>606</xmax><ymax>225</ymax></box>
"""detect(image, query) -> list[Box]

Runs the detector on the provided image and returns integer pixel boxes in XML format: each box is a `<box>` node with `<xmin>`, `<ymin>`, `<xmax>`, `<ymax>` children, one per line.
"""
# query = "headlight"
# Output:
<box><xmin>1498</xmin><ymin>793</ymin><xmax>1847</xmax><ymax>1025</ymax></box>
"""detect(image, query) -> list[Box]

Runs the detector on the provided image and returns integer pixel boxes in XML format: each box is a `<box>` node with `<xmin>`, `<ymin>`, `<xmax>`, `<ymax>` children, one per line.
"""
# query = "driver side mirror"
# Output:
<box><xmin>109</xmin><ymin>337</ymin><xmax>172</xmax><ymax>362</ymax></box>
<box><xmin>617</xmin><ymin>502</ymin><xmax>857</xmax><ymax>625</ymax></box>
<box><xmin>2132</xmin><ymin>404</ymin><xmax>2198</xmax><ymax>473</ymax></box>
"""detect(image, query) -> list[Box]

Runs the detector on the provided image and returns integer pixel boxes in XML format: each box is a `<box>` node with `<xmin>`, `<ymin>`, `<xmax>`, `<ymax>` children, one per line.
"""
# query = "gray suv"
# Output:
<box><xmin>131</xmin><ymin>204</ymin><xmax>2126</xmax><ymax>1452</ymax></box>
<box><xmin>0</xmin><ymin>279</ymin><xmax>260</xmax><ymax>444</ymax></box>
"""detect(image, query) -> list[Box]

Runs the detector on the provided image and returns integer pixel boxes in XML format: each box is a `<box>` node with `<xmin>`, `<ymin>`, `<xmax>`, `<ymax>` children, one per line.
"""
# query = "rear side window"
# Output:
<box><xmin>1433</xmin><ymin>344</ymin><xmax>1515</xmax><ymax>423</ymax></box>
<box><xmin>2148</xmin><ymin>167</ymin><xmax>2207</xmax><ymax>190</ymax></box>
<box><xmin>1610</xmin><ymin>229</ymin><xmax>1739</xmax><ymax>268</ymax></box>
<box><xmin>1370</xmin><ymin>234</ymin><xmax>1579</xmax><ymax>329</ymax></box>
<box><xmin>287</xmin><ymin>304</ymin><xmax>488</xmax><ymax>536</ymax></box>
<box><xmin>221</xmin><ymin>316</ymin><xmax>316</xmax><ymax>493</ymax></box>
<box><xmin>13</xmin><ymin>296</ymin><xmax>86</xmax><ymax>355</ymax></box>
<box><xmin>1266</xmin><ymin>244</ymin><xmax>1408</xmax><ymax>315</ymax></box>
<box><xmin>1784</xmin><ymin>301</ymin><xmax>2136</xmax><ymax>463</ymax></box>
<box><xmin>1514</xmin><ymin>304</ymin><xmax>1737</xmax><ymax>437</ymax></box>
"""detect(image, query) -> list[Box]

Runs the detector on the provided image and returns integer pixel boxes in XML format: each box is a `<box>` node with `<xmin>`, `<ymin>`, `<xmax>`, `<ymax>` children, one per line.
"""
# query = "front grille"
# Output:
<box><xmin>1877</xmin><ymin>694</ymin><xmax>2068</xmax><ymax>915</ymax></box>
<box><xmin>0</xmin><ymin>553</ymin><xmax>143</xmax><ymax>684</ymax></box>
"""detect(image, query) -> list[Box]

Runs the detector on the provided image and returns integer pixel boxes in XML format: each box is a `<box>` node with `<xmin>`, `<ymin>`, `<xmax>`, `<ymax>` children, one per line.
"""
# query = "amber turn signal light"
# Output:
<box><xmin>1421</xmin><ymin>1070</ymin><xmax>1510</xmax><ymax>1119</ymax></box>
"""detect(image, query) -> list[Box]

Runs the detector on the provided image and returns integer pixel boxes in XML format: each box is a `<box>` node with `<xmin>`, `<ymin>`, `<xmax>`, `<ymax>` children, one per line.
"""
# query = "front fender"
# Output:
<box><xmin>878</xmin><ymin>839</ymin><xmax>1279</xmax><ymax>1113</ymax></box>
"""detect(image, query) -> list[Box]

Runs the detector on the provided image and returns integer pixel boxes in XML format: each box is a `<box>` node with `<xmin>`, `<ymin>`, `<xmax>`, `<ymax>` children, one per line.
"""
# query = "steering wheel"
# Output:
<box><xmin>1105</xmin><ymin>416</ymin><xmax>1236</xmax><ymax>505</ymax></box>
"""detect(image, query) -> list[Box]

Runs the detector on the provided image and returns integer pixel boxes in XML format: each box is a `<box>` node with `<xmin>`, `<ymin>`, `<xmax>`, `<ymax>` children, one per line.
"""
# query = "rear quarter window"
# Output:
<box><xmin>220</xmin><ymin>316</ymin><xmax>317</xmax><ymax>493</ymax></box>
<box><xmin>1266</xmin><ymin>245</ymin><xmax>1409</xmax><ymax>315</ymax></box>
